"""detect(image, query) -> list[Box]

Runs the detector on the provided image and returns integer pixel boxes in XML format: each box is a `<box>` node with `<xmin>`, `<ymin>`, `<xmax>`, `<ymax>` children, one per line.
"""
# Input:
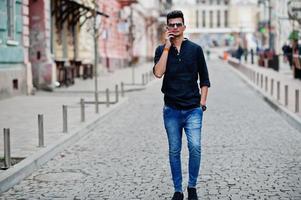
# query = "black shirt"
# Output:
<box><xmin>154</xmin><ymin>39</ymin><xmax>210</xmax><ymax>110</ymax></box>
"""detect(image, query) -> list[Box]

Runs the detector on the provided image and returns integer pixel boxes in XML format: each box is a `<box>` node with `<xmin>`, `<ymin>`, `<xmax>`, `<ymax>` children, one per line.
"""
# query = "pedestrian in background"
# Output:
<box><xmin>206</xmin><ymin>49</ymin><xmax>211</xmax><ymax>60</ymax></box>
<box><xmin>292</xmin><ymin>38</ymin><xmax>301</xmax><ymax>79</ymax></box>
<box><xmin>282</xmin><ymin>41</ymin><xmax>293</xmax><ymax>69</ymax></box>
<box><xmin>153</xmin><ymin>10</ymin><xmax>210</xmax><ymax>200</ymax></box>
<box><xmin>236</xmin><ymin>44</ymin><xmax>244</xmax><ymax>63</ymax></box>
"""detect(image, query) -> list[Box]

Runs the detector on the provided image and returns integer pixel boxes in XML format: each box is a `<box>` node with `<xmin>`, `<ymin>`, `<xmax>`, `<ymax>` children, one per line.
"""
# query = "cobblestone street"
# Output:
<box><xmin>1</xmin><ymin>58</ymin><xmax>301</xmax><ymax>200</ymax></box>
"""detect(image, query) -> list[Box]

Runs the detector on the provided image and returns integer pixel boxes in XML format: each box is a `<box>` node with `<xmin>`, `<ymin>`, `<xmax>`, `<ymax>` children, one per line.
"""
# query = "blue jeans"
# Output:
<box><xmin>163</xmin><ymin>105</ymin><xmax>203</xmax><ymax>192</ymax></box>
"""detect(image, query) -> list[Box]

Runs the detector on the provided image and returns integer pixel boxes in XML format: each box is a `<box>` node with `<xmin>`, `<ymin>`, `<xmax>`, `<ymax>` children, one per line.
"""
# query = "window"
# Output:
<box><xmin>202</xmin><ymin>10</ymin><xmax>206</xmax><ymax>27</ymax></box>
<box><xmin>196</xmin><ymin>10</ymin><xmax>199</xmax><ymax>28</ymax></box>
<box><xmin>7</xmin><ymin>0</ymin><xmax>15</xmax><ymax>40</ymax></box>
<box><xmin>217</xmin><ymin>0</ymin><xmax>220</xmax><ymax>4</ymax></box>
<box><xmin>209</xmin><ymin>11</ymin><xmax>213</xmax><ymax>28</ymax></box>
<box><xmin>217</xmin><ymin>10</ymin><xmax>220</xmax><ymax>27</ymax></box>
<box><xmin>13</xmin><ymin>79</ymin><xmax>18</xmax><ymax>90</ymax></box>
<box><xmin>224</xmin><ymin>0</ymin><xmax>229</xmax><ymax>5</ymax></box>
<box><xmin>224</xmin><ymin>10</ymin><xmax>228</xmax><ymax>27</ymax></box>
<box><xmin>197</xmin><ymin>0</ymin><xmax>206</xmax><ymax>4</ymax></box>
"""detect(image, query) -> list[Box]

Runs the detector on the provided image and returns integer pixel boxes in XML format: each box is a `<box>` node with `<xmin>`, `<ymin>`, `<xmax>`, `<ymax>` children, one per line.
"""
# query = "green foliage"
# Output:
<box><xmin>289</xmin><ymin>30</ymin><xmax>299</xmax><ymax>41</ymax></box>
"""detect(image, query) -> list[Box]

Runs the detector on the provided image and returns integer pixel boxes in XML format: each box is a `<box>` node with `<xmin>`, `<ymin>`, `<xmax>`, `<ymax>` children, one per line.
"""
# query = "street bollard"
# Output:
<box><xmin>121</xmin><ymin>82</ymin><xmax>124</xmax><ymax>97</ymax></box>
<box><xmin>62</xmin><ymin>105</ymin><xmax>68</xmax><ymax>133</ymax></box>
<box><xmin>251</xmin><ymin>49</ymin><xmax>254</xmax><ymax>64</ymax></box>
<box><xmin>142</xmin><ymin>74</ymin><xmax>145</xmax><ymax>85</ymax></box>
<box><xmin>106</xmin><ymin>88</ymin><xmax>110</xmax><ymax>107</ymax></box>
<box><xmin>296</xmin><ymin>89</ymin><xmax>299</xmax><ymax>113</ymax></box>
<box><xmin>80</xmin><ymin>98</ymin><xmax>85</xmax><ymax>122</ymax></box>
<box><xmin>144</xmin><ymin>73</ymin><xmax>149</xmax><ymax>84</ymax></box>
<box><xmin>249</xmin><ymin>69</ymin><xmax>252</xmax><ymax>82</ymax></box>
<box><xmin>277</xmin><ymin>81</ymin><xmax>280</xmax><ymax>101</ymax></box>
<box><xmin>115</xmin><ymin>84</ymin><xmax>119</xmax><ymax>103</ymax></box>
<box><xmin>260</xmin><ymin>74</ymin><xmax>263</xmax><ymax>89</ymax></box>
<box><xmin>3</xmin><ymin>128</ymin><xmax>11</xmax><ymax>169</ymax></box>
<box><xmin>271</xmin><ymin>79</ymin><xmax>274</xmax><ymax>96</ymax></box>
<box><xmin>265</xmin><ymin>76</ymin><xmax>268</xmax><ymax>92</ymax></box>
<box><xmin>285</xmin><ymin>85</ymin><xmax>288</xmax><ymax>106</ymax></box>
<box><xmin>248</xmin><ymin>69</ymin><xmax>250</xmax><ymax>80</ymax></box>
<box><xmin>256</xmin><ymin>73</ymin><xmax>259</xmax><ymax>86</ymax></box>
<box><xmin>249</xmin><ymin>70</ymin><xmax>251</xmax><ymax>81</ymax></box>
<box><xmin>38</xmin><ymin>114</ymin><xmax>44</xmax><ymax>147</ymax></box>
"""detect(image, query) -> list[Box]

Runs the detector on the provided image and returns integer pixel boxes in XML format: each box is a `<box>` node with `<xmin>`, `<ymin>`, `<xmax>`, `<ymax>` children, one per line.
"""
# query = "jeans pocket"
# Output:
<box><xmin>163</xmin><ymin>105</ymin><xmax>173</xmax><ymax>117</ymax></box>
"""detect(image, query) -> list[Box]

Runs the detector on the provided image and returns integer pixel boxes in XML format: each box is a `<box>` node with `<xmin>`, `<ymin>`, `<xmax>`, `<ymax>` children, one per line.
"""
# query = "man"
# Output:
<box><xmin>291</xmin><ymin>32</ymin><xmax>301</xmax><ymax>79</ymax></box>
<box><xmin>153</xmin><ymin>10</ymin><xmax>210</xmax><ymax>200</ymax></box>
<box><xmin>282</xmin><ymin>42</ymin><xmax>293</xmax><ymax>69</ymax></box>
<box><xmin>236</xmin><ymin>44</ymin><xmax>244</xmax><ymax>64</ymax></box>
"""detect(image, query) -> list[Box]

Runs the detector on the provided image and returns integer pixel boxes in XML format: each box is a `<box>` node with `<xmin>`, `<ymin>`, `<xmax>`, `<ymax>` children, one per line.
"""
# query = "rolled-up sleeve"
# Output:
<box><xmin>154</xmin><ymin>46</ymin><xmax>162</xmax><ymax>65</ymax></box>
<box><xmin>198</xmin><ymin>47</ymin><xmax>211</xmax><ymax>88</ymax></box>
<box><xmin>153</xmin><ymin>46</ymin><xmax>163</xmax><ymax>74</ymax></box>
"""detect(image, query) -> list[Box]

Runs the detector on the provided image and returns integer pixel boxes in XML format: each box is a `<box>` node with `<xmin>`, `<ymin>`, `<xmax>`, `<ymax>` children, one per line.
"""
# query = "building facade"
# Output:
<box><xmin>0</xmin><ymin>0</ymin><xmax>161</xmax><ymax>99</ymax></box>
<box><xmin>172</xmin><ymin>0</ymin><xmax>232</xmax><ymax>46</ymax></box>
<box><xmin>29</xmin><ymin>0</ymin><xmax>53</xmax><ymax>89</ymax></box>
<box><xmin>98</xmin><ymin>0</ymin><xmax>129</xmax><ymax>72</ymax></box>
<box><xmin>228</xmin><ymin>1</ymin><xmax>258</xmax><ymax>50</ymax></box>
<box><xmin>268</xmin><ymin>0</ymin><xmax>300</xmax><ymax>54</ymax></box>
<box><xmin>0</xmin><ymin>0</ymin><xmax>33</xmax><ymax>99</ymax></box>
<box><xmin>131</xmin><ymin>1</ymin><xmax>160</xmax><ymax>62</ymax></box>
<box><xmin>171</xmin><ymin>0</ymin><xmax>258</xmax><ymax>49</ymax></box>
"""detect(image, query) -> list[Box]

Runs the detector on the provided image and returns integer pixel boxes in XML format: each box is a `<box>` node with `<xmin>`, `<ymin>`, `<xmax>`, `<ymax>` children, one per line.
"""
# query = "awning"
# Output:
<box><xmin>117</xmin><ymin>0</ymin><xmax>138</xmax><ymax>8</ymax></box>
<box><xmin>52</xmin><ymin>0</ymin><xmax>109</xmax><ymax>29</ymax></box>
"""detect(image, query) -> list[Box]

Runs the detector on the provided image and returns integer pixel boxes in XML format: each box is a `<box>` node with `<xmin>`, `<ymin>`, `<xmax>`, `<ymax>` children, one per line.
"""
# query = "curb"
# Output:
<box><xmin>0</xmin><ymin>97</ymin><xmax>128</xmax><ymax>193</ymax></box>
<box><xmin>224</xmin><ymin>57</ymin><xmax>301</xmax><ymax>133</ymax></box>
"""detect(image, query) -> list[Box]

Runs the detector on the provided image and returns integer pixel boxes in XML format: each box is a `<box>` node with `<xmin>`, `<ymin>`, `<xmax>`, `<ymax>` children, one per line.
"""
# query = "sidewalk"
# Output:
<box><xmin>0</xmin><ymin>62</ymin><xmax>154</xmax><ymax>163</ymax></box>
<box><xmin>224</xmin><ymin>54</ymin><xmax>301</xmax><ymax>130</ymax></box>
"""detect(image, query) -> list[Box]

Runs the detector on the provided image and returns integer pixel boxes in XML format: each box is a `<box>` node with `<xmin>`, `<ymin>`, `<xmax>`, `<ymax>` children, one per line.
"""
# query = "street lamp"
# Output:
<box><xmin>126</xmin><ymin>1</ymin><xmax>138</xmax><ymax>84</ymax></box>
<box><xmin>92</xmin><ymin>1</ymin><xmax>109</xmax><ymax>114</ymax></box>
<box><xmin>93</xmin><ymin>2</ymin><xmax>100</xmax><ymax>113</ymax></box>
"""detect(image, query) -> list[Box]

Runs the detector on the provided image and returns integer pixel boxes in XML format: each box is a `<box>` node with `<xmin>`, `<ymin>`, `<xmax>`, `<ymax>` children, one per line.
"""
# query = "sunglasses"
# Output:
<box><xmin>167</xmin><ymin>23</ymin><xmax>184</xmax><ymax>28</ymax></box>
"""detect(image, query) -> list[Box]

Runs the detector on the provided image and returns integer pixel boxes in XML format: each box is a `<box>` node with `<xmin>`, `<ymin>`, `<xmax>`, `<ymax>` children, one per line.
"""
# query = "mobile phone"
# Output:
<box><xmin>166</xmin><ymin>26</ymin><xmax>174</xmax><ymax>42</ymax></box>
<box><xmin>168</xmin><ymin>33</ymin><xmax>175</xmax><ymax>42</ymax></box>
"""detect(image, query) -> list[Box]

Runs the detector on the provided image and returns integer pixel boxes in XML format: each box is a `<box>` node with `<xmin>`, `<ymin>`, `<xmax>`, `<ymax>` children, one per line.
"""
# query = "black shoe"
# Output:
<box><xmin>171</xmin><ymin>192</ymin><xmax>184</xmax><ymax>200</ymax></box>
<box><xmin>187</xmin><ymin>187</ymin><xmax>198</xmax><ymax>200</ymax></box>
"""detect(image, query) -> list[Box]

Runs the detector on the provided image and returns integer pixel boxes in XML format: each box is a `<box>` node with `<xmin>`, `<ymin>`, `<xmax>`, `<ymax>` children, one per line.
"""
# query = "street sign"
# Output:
<box><xmin>288</xmin><ymin>0</ymin><xmax>301</xmax><ymax>24</ymax></box>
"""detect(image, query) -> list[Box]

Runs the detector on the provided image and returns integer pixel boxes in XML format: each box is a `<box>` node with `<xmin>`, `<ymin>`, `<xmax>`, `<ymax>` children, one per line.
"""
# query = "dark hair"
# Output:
<box><xmin>166</xmin><ymin>10</ymin><xmax>184</xmax><ymax>24</ymax></box>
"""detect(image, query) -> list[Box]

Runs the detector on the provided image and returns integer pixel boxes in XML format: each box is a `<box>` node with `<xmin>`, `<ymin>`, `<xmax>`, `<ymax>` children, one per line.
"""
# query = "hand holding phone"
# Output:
<box><xmin>165</xmin><ymin>29</ymin><xmax>174</xmax><ymax>48</ymax></box>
